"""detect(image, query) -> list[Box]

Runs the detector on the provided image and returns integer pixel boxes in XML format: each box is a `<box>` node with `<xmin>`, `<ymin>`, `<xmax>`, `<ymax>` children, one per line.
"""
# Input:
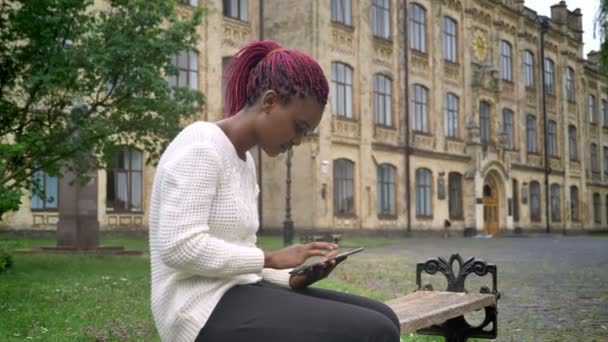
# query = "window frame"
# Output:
<box><xmin>223</xmin><ymin>0</ymin><xmax>249</xmax><ymax>22</ymax></box>
<box><xmin>409</xmin><ymin>3</ymin><xmax>427</xmax><ymax>53</ymax></box>
<box><xmin>372</xmin><ymin>0</ymin><xmax>391</xmax><ymax>40</ymax></box>
<box><xmin>566</xmin><ymin>67</ymin><xmax>575</xmax><ymax>102</ymax></box>
<box><xmin>413</xmin><ymin>84</ymin><xmax>429</xmax><ymax>133</ymax></box>
<box><xmin>526</xmin><ymin>114</ymin><xmax>537</xmax><ymax>153</ymax></box>
<box><xmin>550</xmin><ymin>183</ymin><xmax>561</xmax><ymax>222</ymax></box>
<box><xmin>443</xmin><ymin>16</ymin><xmax>458</xmax><ymax>63</ymax></box>
<box><xmin>568</xmin><ymin>125</ymin><xmax>578</xmax><ymax>161</ymax></box>
<box><xmin>30</xmin><ymin>171</ymin><xmax>59</xmax><ymax>211</ymax></box>
<box><xmin>593</xmin><ymin>193</ymin><xmax>601</xmax><ymax>223</ymax></box>
<box><xmin>544</xmin><ymin>58</ymin><xmax>554</xmax><ymax>96</ymax></box>
<box><xmin>503</xmin><ymin>108</ymin><xmax>514</xmax><ymax>149</ymax></box>
<box><xmin>570</xmin><ymin>186</ymin><xmax>579</xmax><ymax>221</ymax></box>
<box><xmin>529</xmin><ymin>181</ymin><xmax>541</xmax><ymax>222</ymax></box>
<box><xmin>331</xmin><ymin>62</ymin><xmax>354</xmax><ymax>119</ymax></box>
<box><xmin>500</xmin><ymin>40</ymin><xmax>512</xmax><ymax>81</ymax></box>
<box><xmin>169</xmin><ymin>50</ymin><xmax>199</xmax><ymax>91</ymax></box>
<box><xmin>106</xmin><ymin>147</ymin><xmax>144</xmax><ymax>213</ymax></box>
<box><xmin>333</xmin><ymin>159</ymin><xmax>356</xmax><ymax>216</ymax></box>
<box><xmin>415</xmin><ymin>168</ymin><xmax>433</xmax><ymax>218</ymax></box>
<box><xmin>373</xmin><ymin>74</ymin><xmax>393</xmax><ymax>127</ymax></box>
<box><xmin>331</xmin><ymin>0</ymin><xmax>352</xmax><ymax>26</ymax></box>
<box><xmin>548</xmin><ymin>120</ymin><xmax>557</xmax><ymax>157</ymax></box>
<box><xmin>479</xmin><ymin>101</ymin><xmax>490</xmax><ymax>145</ymax></box>
<box><xmin>523</xmin><ymin>50</ymin><xmax>534</xmax><ymax>88</ymax></box>
<box><xmin>377</xmin><ymin>163</ymin><xmax>397</xmax><ymax>217</ymax></box>
<box><xmin>448</xmin><ymin>172</ymin><xmax>463</xmax><ymax>220</ymax></box>
<box><xmin>445</xmin><ymin>93</ymin><xmax>459</xmax><ymax>138</ymax></box>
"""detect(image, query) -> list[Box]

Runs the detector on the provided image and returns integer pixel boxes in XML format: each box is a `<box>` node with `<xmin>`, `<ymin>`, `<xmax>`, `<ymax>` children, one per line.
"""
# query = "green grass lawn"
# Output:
<box><xmin>0</xmin><ymin>234</ymin><xmax>443</xmax><ymax>341</ymax></box>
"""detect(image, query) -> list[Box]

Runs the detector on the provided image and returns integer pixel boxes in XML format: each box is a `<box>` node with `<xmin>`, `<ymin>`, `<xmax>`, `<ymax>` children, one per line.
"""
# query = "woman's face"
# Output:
<box><xmin>257</xmin><ymin>91</ymin><xmax>325</xmax><ymax>157</ymax></box>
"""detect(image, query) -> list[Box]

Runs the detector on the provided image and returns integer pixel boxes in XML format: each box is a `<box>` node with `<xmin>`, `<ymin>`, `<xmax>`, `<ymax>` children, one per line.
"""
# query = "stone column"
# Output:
<box><xmin>56</xmin><ymin>168</ymin><xmax>100</xmax><ymax>250</ymax></box>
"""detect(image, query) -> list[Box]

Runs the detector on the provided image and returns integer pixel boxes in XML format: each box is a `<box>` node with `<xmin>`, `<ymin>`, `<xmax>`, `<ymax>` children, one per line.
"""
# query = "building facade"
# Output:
<box><xmin>3</xmin><ymin>0</ymin><xmax>608</xmax><ymax>235</ymax></box>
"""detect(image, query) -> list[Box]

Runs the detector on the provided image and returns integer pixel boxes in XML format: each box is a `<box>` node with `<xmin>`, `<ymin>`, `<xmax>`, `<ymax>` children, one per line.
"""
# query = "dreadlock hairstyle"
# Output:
<box><xmin>224</xmin><ymin>40</ymin><xmax>329</xmax><ymax>117</ymax></box>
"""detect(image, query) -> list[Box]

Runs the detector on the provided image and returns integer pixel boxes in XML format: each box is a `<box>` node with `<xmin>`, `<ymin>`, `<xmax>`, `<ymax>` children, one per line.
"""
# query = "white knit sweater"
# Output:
<box><xmin>149</xmin><ymin>121</ymin><xmax>292</xmax><ymax>342</ymax></box>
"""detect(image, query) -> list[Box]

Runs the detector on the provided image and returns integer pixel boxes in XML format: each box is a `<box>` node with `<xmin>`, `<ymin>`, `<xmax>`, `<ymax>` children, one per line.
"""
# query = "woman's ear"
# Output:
<box><xmin>261</xmin><ymin>90</ymin><xmax>278</xmax><ymax>114</ymax></box>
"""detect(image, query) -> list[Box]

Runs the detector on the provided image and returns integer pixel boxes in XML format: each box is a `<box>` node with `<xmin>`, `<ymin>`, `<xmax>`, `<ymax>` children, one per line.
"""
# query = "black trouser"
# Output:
<box><xmin>196</xmin><ymin>281</ymin><xmax>401</xmax><ymax>342</ymax></box>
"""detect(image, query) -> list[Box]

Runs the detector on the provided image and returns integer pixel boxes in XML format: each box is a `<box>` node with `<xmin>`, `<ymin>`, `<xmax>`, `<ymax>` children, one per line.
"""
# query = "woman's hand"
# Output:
<box><xmin>288</xmin><ymin>254</ymin><xmax>347</xmax><ymax>289</ymax></box>
<box><xmin>263</xmin><ymin>242</ymin><xmax>338</xmax><ymax>269</ymax></box>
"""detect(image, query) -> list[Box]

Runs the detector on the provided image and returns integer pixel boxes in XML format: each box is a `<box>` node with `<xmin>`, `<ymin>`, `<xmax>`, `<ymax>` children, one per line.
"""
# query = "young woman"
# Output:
<box><xmin>149</xmin><ymin>40</ymin><xmax>400</xmax><ymax>342</ymax></box>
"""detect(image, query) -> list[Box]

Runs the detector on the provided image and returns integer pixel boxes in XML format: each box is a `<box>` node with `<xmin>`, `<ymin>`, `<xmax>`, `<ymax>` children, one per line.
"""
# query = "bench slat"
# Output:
<box><xmin>385</xmin><ymin>291</ymin><xmax>496</xmax><ymax>333</ymax></box>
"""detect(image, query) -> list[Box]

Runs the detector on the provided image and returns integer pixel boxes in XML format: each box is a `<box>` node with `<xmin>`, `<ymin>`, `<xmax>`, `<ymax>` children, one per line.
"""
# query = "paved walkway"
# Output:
<box><xmin>332</xmin><ymin>235</ymin><xmax>608</xmax><ymax>341</ymax></box>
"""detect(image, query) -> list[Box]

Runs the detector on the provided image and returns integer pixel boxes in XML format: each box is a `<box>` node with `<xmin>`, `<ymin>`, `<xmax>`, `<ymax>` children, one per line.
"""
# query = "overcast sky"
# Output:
<box><xmin>524</xmin><ymin>0</ymin><xmax>601</xmax><ymax>56</ymax></box>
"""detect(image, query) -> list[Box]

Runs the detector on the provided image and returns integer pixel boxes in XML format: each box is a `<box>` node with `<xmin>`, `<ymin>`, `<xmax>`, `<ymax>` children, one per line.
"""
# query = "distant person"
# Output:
<box><xmin>148</xmin><ymin>40</ymin><xmax>400</xmax><ymax>342</ymax></box>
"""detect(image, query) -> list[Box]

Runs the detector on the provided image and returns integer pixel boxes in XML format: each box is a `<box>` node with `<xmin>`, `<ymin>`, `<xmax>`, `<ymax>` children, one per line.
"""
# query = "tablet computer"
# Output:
<box><xmin>288</xmin><ymin>247</ymin><xmax>364</xmax><ymax>275</ymax></box>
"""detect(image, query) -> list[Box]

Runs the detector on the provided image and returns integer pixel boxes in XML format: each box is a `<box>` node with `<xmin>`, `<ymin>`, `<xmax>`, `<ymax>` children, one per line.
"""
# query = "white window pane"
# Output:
<box><xmin>45</xmin><ymin>174</ymin><xmax>58</xmax><ymax>208</ymax></box>
<box><xmin>189</xmin><ymin>51</ymin><xmax>198</xmax><ymax>71</ymax></box>
<box><xmin>189</xmin><ymin>71</ymin><xmax>198</xmax><ymax>90</ymax></box>
<box><xmin>241</xmin><ymin>0</ymin><xmax>248</xmax><ymax>21</ymax></box>
<box><xmin>346</xmin><ymin>86</ymin><xmax>352</xmax><ymax>117</ymax></box>
<box><xmin>131</xmin><ymin>150</ymin><xmax>142</xmax><ymax>171</ymax></box>
<box><xmin>131</xmin><ymin>173</ymin><xmax>142</xmax><ymax>211</ymax></box>
<box><xmin>178</xmin><ymin>51</ymin><xmax>188</xmax><ymax>68</ymax></box>
<box><xmin>116</xmin><ymin>173</ymin><xmax>128</xmax><ymax>209</ymax></box>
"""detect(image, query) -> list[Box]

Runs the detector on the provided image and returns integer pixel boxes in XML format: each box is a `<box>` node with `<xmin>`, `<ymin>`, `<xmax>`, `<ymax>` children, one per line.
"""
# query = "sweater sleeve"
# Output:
<box><xmin>157</xmin><ymin>142</ymin><xmax>265</xmax><ymax>277</ymax></box>
<box><xmin>261</xmin><ymin>268</ymin><xmax>292</xmax><ymax>287</ymax></box>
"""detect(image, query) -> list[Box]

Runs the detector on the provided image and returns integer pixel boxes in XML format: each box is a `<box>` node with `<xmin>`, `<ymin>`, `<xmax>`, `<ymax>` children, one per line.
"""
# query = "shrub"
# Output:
<box><xmin>0</xmin><ymin>248</ymin><xmax>13</xmax><ymax>274</ymax></box>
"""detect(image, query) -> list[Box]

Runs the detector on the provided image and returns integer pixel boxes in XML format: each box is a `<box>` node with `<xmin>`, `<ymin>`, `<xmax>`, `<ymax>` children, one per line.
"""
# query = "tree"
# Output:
<box><xmin>0</xmin><ymin>0</ymin><xmax>205</xmax><ymax>218</ymax></box>
<box><xmin>597</xmin><ymin>0</ymin><xmax>608</xmax><ymax>74</ymax></box>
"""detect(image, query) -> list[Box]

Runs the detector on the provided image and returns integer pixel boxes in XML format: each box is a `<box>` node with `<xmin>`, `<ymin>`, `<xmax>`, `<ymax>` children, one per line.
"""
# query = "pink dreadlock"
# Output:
<box><xmin>224</xmin><ymin>40</ymin><xmax>329</xmax><ymax>117</ymax></box>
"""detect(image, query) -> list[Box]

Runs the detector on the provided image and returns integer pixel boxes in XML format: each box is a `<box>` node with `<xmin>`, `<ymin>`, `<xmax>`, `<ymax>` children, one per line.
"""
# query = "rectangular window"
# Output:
<box><xmin>523</xmin><ymin>50</ymin><xmax>534</xmax><ymax>88</ymax></box>
<box><xmin>448</xmin><ymin>173</ymin><xmax>462</xmax><ymax>219</ymax></box>
<box><xmin>445</xmin><ymin>93</ymin><xmax>459</xmax><ymax>138</ymax></box>
<box><xmin>372</xmin><ymin>0</ymin><xmax>391</xmax><ymax>39</ymax></box>
<box><xmin>570</xmin><ymin>186</ymin><xmax>579</xmax><ymax>221</ymax></box>
<box><xmin>377</xmin><ymin>164</ymin><xmax>396</xmax><ymax>216</ymax></box>
<box><xmin>334</xmin><ymin>159</ymin><xmax>355</xmax><ymax>215</ymax></box>
<box><xmin>589</xmin><ymin>95</ymin><xmax>596</xmax><ymax>124</ymax></box>
<box><xmin>604</xmin><ymin>146</ymin><xmax>608</xmax><ymax>174</ymax></box>
<box><xmin>373</xmin><ymin>74</ymin><xmax>392</xmax><ymax>126</ymax></box>
<box><xmin>602</xmin><ymin>99</ymin><xmax>607</xmax><ymax>127</ymax></box>
<box><xmin>513</xmin><ymin>179</ymin><xmax>519</xmax><ymax>222</ymax></box>
<box><xmin>569</xmin><ymin>125</ymin><xmax>577</xmax><ymax>161</ymax></box>
<box><xmin>30</xmin><ymin>171</ymin><xmax>59</xmax><ymax>210</ymax></box>
<box><xmin>551</xmin><ymin>184</ymin><xmax>561</xmax><ymax>222</ymax></box>
<box><xmin>530</xmin><ymin>182</ymin><xmax>541</xmax><ymax>222</ymax></box>
<box><xmin>591</xmin><ymin>143</ymin><xmax>599</xmax><ymax>172</ymax></box>
<box><xmin>410</xmin><ymin>4</ymin><xmax>426</xmax><ymax>52</ymax></box>
<box><xmin>526</xmin><ymin>114</ymin><xmax>537</xmax><ymax>153</ymax></box>
<box><xmin>594</xmin><ymin>193</ymin><xmax>601</xmax><ymax>223</ymax></box>
<box><xmin>548</xmin><ymin>120</ymin><xmax>557</xmax><ymax>157</ymax></box>
<box><xmin>503</xmin><ymin>109</ymin><xmax>514</xmax><ymax>149</ymax></box>
<box><xmin>500</xmin><ymin>41</ymin><xmax>512</xmax><ymax>81</ymax></box>
<box><xmin>480</xmin><ymin>102</ymin><xmax>490</xmax><ymax>145</ymax></box>
<box><xmin>443</xmin><ymin>17</ymin><xmax>457</xmax><ymax>63</ymax></box>
<box><xmin>106</xmin><ymin>148</ymin><xmax>143</xmax><ymax>212</ymax></box>
<box><xmin>544</xmin><ymin>59</ymin><xmax>554</xmax><ymax>95</ymax></box>
<box><xmin>169</xmin><ymin>50</ymin><xmax>199</xmax><ymax>91</ymax></box>
<box><xmin>331</xmin><ymin>0</ymin><xmax>352</xmax><ymax>26</ymax></box>
<box><xmin>415</xmin><ymin>168</ymin><xmax>432</xmax><ymax>217</ymax></box>
<box><xmin>413</xmin><ymin>84</ymin><xmax>428</xmax><ymax>133</ymax></box>
<box><xmin>566</xmin><ymin>67</ymin><xmax>575</xmax><ymax>102</ymax></box>
<box><xmin>223</xmin><ymin>0</ymin><xmax>248</xmax><ymax>21</ymax></box>
<box><xmin>181</xmin><ymin>0</ymin><xmax>199</xmax><ymax>7</ymax></box>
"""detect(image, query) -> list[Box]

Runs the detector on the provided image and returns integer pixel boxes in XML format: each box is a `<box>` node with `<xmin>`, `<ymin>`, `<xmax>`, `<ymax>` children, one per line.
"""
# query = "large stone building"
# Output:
<box><xmin>3</xmin><ymin>0</ymin><xmax>608</xmax><ymax>235</ymax></box>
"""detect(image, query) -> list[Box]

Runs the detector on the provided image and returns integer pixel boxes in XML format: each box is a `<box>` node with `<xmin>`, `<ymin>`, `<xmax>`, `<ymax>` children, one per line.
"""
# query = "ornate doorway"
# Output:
<box><xmin>483</xmin><ymin>175</ymin><xmax>500</xmax><ymax>235</ymax></box>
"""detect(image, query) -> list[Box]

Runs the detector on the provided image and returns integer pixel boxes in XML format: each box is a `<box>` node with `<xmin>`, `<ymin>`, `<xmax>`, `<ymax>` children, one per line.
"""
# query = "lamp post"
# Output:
<box><xmin>538</xmin><ymin>15</ymin><xmax>551</xmax><ymax>234</ymax></box>
<box><xmin>283</xmin><ymin>149</ymin><xmax>294</xmax><ymax>246</ymax></box>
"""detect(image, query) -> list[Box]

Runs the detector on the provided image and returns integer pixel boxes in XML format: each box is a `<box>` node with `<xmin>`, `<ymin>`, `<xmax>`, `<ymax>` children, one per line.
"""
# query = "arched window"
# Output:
<box><xmin>331</xmin><ymin>62</ymin><xmax>354</xmax><ymax>118</ymax></box>
<box><xmin>544</xmin><ymin>58</ymin><xmax>554</xmax><ymax>95</ymax></box>
<box><xmin>373</xmin><ymin>74</ymin><xmax>392</xmax><ymax>126</ymax></box>
<box><xmin>443</xmin><ymin>17</ymin><xmax>457</xmax><ymax>63</ymax></box>
<box><xmin>409</xmin><ymin>3</ymin><xmax>426</xmax><ymax>52</ymax></box>
<box><xmin>523</xmin><ymin>50</ymin><xmax>534</xmax><ymax>88</ymax></box>
<box><xmin>500</xmin><ymin>40</ymin><xmax>512</xmax><ymax>81</ymax></box>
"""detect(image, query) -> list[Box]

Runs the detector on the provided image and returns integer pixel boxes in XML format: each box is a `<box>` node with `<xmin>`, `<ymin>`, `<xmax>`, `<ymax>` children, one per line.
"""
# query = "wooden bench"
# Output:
<box><xmin>385</xmin><ymin>254</ymin><xmax>500</xmax><ymax>342</ymax></box>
